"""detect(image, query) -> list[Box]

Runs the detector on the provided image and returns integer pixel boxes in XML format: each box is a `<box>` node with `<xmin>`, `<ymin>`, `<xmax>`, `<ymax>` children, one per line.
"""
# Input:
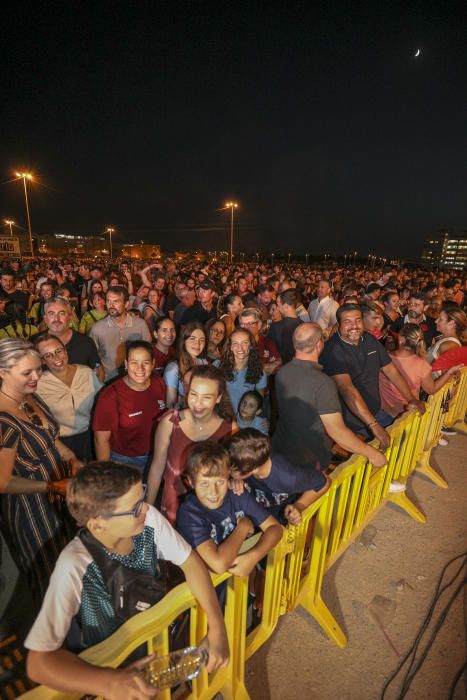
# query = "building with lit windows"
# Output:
<box><xmin>421</xmin><ymin>231</ymin><xmax>467</xmax><ymax>270</ymax></box>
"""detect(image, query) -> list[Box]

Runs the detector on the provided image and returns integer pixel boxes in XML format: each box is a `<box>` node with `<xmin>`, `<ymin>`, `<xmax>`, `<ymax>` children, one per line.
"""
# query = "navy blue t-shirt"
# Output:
<box><xmin>245</xmin><ymin>453</ymin><xmax>326</xmax><ymax>520</ymax></box>
<box><xmin>176</xmin><ymin>490</ymin><xmax>269</xmax><ymax>548</ymax></box>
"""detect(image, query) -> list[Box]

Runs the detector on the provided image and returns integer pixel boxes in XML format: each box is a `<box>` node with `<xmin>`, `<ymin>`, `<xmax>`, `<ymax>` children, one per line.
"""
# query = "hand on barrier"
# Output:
<box><xmin>107</xmin><ymin>652</ymin><xmax>157</xmax><ymax>699</ymax></box>
<box><xmin>228</xmin><ymin>551</ymin><xmax>256</xmax><ymax>577</ymax></box>
<box><xmin>407</xmin><ymin>399</ymin><xmax>426</xmax><ymax>415</ymax></box>
<box><xmin>369</xmin><ymin>448</ymin><xmax>388</xmax><ymax>468</ymax></box>
<box><xmin>372</xmin><ymin>423</ymin><xmax>391</xmax><ymax>450</ymax></box>
<box><xmin>46</xmin><ymin>478</ymin><xmax>71</xmax><ymax>497</ymax></box>
<box><xmin>447</xmin><ymin>363</ymin><xmax>464</xmax><ymax>379</ymax></box>
<box><xmin>284</xmin><ymin>503</ymin><xmax>303</xmax><ymax>526</ymax></box>
<box><xmin>229</xmin><ymin>478</ymin><xmax>245</xmax><ymax>495</ymax></box>
<box><xmin>199</xmin><ymin>627</ymin><xmax>230</xmax><ymax>673</ymax></box>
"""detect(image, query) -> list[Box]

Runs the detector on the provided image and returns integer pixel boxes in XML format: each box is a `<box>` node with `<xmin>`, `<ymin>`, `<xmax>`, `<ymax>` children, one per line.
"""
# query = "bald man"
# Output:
<box><xmin>272</xmin><ymin>323</ymin><xmax>386</xmax><ymax>471</ymax></box>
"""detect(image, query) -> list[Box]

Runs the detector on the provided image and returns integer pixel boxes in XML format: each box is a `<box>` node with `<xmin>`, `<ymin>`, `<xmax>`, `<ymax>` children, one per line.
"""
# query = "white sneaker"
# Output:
<box><xmin>389</xmin><ymin>481</ymin><xmax>407</xmax><ymax>493</ymax></box>
<box><xmin>438</xmin><ymin>437</ymin><xmax>449</xmax><ymax>446</ymax></box>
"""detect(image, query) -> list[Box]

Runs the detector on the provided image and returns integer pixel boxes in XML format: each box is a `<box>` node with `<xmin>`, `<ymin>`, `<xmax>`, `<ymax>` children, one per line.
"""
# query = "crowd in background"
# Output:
<box><xmin>0</xmin><ymin>253</ymin><xmax>465</xmax><ymax>662</ymax></box>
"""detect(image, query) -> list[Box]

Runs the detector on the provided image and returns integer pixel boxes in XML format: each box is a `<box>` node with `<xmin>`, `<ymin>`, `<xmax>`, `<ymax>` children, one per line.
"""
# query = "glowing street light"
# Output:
<box><xmin>305</xmin><ymin>253</ymin><xmax>309</xmax><ymax>266</ymax></box>
<box><xmin>224</xmin><ymin>201</ymin><xmax>238</xmax><ymax>263</ymax></box>
<box><xmin>106</xmin><ymin>228</ymin><xmax>115</xmax><ymax>258</ymax></box>
<box><xmin>4</xmin><ymin>220</ymin><xmax>15</xmax><ymax>236</ymax></box>
<box><xmin>15</xmin><ymin>172</ymin><xmax>34</xmax><ymax>255</ymax></box>
<box><xmin>288</xmin><ymin>252</ymin><xmax>291</xmax><ymax>264</ymax></box>
<box><xmin>353</xmin><ymin>250</ymin><xmax>357</xmax><ymax>265</ymax></box>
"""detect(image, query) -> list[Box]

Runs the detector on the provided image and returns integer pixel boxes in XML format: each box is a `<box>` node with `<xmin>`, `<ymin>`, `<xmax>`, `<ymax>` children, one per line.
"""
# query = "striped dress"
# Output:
<box><xmin>0</xmin><ymin>395</ymin><xmax>73</xmax><ymax>599</ymax></box>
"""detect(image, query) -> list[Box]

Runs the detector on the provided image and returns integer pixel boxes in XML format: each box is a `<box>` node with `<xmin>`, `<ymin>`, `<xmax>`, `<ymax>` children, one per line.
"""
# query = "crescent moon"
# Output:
<box><xmin>415</xmin><ymin>49</ymin><xmax>420</xmax><ymax>57</ymax></box>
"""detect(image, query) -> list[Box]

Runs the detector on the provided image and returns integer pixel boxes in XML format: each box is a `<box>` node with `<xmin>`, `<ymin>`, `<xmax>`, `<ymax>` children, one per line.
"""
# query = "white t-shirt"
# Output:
<box><xmin>25</xmin><ymin>506</ymin><xmax>191</xmax><ymax>652</ymax></box>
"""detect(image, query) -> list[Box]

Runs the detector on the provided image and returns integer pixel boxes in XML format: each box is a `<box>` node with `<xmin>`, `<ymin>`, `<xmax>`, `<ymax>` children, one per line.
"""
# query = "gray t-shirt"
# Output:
<box><xmin>89</xmin><ymin>314</ymin><xmax>151</xmax><ymax>380</ymax></box>
<box><xmin>272</xmin><ymin>358</ymin><xmax>341</xmax><ymax>470</ymax></box>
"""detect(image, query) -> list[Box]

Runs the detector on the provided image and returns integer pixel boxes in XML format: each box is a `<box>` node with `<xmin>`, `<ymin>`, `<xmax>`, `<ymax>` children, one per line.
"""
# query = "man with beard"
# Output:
<box><xmin>180</xmin><ymin>281</ymin><xmax>218</xmax><ymax>325</ymax></box>
<box><xmin>90</xmin><ymin>286</ymin><xmax>151</xmax><ymax>381</ymax></box>
<box><xmin>391</xmin><ymin>292</ymin><xmax>437</xmax><ymax>348</ymax></box>
<box><xmin>320</xmin><ymin>304</ymin><xmax>425</xmax><ymax>460</ymax></box>
<box><xmin>44</xmin><ymin>297</ymin><xmax>102</xmax><ymax>377</ymax></box>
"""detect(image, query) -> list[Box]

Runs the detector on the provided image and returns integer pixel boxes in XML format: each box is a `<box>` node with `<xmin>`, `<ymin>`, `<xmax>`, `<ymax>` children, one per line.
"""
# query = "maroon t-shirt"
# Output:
<box><xmin>258</xmin><ymin>335</ymin><xmax>281</xmax><ymax>365</ymax></box>
<box><xmin>92</xmin><ymin>376</ymin><xmax>166</xmax><ymax>456</ymax></box>
<box><xmin>152</xmin><ymin>344</ymin><xmax>176</xmax><ymax>373</ymax></box>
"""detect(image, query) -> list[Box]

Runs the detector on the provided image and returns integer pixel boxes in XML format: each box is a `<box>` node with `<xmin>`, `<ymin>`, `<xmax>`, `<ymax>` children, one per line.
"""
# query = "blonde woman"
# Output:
<box><xmin>379</xmin><ymin>323</ymin><xmax>462</xmax><ymax>418</ymax></box>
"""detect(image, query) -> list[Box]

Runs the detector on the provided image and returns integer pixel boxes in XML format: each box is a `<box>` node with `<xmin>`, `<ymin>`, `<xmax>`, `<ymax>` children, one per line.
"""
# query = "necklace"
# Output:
<box><xmin>0</xmin><ymin>387</ymin><xmax>28</xmax><ymax>409</ymax></box>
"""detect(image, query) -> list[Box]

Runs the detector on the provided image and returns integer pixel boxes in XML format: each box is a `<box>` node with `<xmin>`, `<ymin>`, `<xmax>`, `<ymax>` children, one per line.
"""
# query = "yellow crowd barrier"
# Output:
<box><xmin>21</xmin><ymin>370</ymin><xmax>467</xmax><ymax>700</ymax></box>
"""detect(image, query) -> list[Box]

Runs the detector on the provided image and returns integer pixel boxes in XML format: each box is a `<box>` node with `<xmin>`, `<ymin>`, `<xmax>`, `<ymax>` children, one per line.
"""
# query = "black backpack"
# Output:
<box><xmin>78</xmin><ymin>529</ymin><xmax>168</xmax><ymax>622</ymax></box>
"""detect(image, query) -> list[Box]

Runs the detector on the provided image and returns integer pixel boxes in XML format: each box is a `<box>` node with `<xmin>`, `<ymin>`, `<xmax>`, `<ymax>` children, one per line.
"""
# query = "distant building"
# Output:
<box><xmin>421</xmin><ymin>231</ymin><xmax>467</xmax><ymax>270</ymax></box>
<box><xmin>35</xmin><ymin>234</ymin><xmax>160</xmax><ymax>259</ymax></box>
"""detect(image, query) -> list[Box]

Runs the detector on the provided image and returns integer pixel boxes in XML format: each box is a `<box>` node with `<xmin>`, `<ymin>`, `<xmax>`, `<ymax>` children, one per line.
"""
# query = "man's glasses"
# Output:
<box><xmin>240</xmin><ymin>321</ymin><xmax>259</xmax><ymax>327</ymax></box>
<box><xmin>97</xmin><ymin>485</ymin><xmax>147</xmax><ymax>519</ymax></box>
<box><xmin>41</xmin><ymin>347</ymin><xmax>67</xmax><ymax>362</ymax></box>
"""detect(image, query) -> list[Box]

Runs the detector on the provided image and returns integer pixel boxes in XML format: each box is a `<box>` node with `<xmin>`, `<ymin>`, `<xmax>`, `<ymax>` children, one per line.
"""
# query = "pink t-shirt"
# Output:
<box><xmin>379</xmin><ymin>353</ymin><xmax>431</xmax><ymax>417</ymax></box>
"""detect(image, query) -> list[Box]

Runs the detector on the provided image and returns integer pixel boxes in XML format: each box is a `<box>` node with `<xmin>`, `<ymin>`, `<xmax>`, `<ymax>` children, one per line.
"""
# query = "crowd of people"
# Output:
<box><xmin>0</xmin><ymin>254</ymin><xmax>465</xmax><ymax>698</ymax></box>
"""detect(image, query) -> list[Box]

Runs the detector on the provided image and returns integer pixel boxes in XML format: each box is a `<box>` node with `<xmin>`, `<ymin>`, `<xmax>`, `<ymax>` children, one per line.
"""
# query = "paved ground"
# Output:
<box><xmin>246</xmin><ymin>432</ymin><xmax>467</xmax><ymax>700</ymax></box>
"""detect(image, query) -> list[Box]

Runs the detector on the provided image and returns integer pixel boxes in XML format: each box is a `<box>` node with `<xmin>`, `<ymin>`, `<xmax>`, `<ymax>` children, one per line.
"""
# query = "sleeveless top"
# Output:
<box><xmin>161</xmin><ymin>410</ymin><xmax>233</xmax><ymax>524</ymax></box>
<box><xmin>428</xmin><ymin>336</ymin><xmax>460</xmax><ymax>364</ymax></box>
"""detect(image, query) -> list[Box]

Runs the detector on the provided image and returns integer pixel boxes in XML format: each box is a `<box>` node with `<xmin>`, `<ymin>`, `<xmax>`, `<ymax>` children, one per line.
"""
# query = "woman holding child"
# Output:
<box><xmin>146</xmin><ymin>365</ymin><xmax>237</xmax><ymax>524</ymax></box>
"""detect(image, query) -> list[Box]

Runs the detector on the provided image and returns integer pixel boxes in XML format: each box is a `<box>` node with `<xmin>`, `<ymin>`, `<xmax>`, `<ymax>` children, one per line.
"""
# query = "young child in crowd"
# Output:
<box><xmin>236</xmin><ymin>390</ymin><xmax>269</xmax><ymax>435</ymax></box>
<box><xmin>176</xmin><ymin>441</ymin><xmax>282</xmax><ymax>576</ymax></box>
<box><xmin>25</xmin><ymin>462</ymin><xmax>229</xmax><ymax>700</ymax></box>
<box><xmin>226</xmin><ymin>428</ymin><xmax>330</xmax><ymax>525</ymax></box>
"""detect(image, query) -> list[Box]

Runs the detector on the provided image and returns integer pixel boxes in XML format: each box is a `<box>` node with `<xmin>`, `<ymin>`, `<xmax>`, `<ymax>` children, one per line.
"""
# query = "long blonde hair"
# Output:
<box><xmin>398</xmin><ymin>323</ymin><xmax>427</xmax><ymax>358</ymax></box>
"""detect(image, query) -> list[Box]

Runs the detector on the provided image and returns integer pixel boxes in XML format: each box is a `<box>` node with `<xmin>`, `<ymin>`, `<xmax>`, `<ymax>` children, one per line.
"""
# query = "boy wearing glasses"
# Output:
<box><xmin>25</xmin><ymin>462</ymin><xmax>229</xmax><ymax>700</ymax></box>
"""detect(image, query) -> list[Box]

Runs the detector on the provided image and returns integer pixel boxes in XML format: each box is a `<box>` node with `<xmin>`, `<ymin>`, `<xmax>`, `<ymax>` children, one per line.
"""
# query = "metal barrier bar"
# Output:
<box><xmin>20</xmin><ymin>376</ymin><xmax>467</xmax><ymax>695</ymax></box>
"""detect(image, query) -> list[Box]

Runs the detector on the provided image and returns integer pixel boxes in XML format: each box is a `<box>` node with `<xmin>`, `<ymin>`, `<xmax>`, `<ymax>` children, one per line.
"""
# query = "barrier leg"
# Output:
<box><xmin>299</xmin><ymin>591</ymin><xmax>347</xmax><ymax>648</ymax></box>
<box><xmin>388</xmin><ymin>492</ymin><xmax>426</xmax><ymax>523</ymax></box>
<box><xmin>416</xmin><ymin>451</ymin><xmax>448</xmax><ymax>489</ymax></box>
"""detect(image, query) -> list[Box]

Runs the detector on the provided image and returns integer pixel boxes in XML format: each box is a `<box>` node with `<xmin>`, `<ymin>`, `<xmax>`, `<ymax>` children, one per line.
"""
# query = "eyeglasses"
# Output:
<box><xmin>240</xmin><ymin>320</ymin><xmax>259</xmax><ymax>327</ymax></box>
<box><xmin>41</xmin><ymin>347</ymin><xmax>67</xmax><ymax>362</ymax></box>
<box><xmin>97</xmin><ymin>484</ymin><xmax>147</xmax><ymax>519</ymax></box>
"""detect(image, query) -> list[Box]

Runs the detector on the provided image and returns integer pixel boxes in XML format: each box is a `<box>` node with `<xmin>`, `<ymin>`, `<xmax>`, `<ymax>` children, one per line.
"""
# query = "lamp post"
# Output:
<box><xmin>4</xmin><ymin>220</ymin><xmax>14</xmax><ymax>236</ymax></box>
<box><xmin>271</xmin><ymin>252</ymin><xmax>275</xmax><ymax>266</ymax></box>
<box><xmin>353</xmin><ymin>251</ymin><xmax>357</xmax><ymax>265</ymax></box>
<box><xmin>305</xmin><ymin>253</ymin><xmax>309</xmax><ymax>266</ymax></box>
<box><xmin>15</xmin><ymin>172</ymin><xmax>34</xmax><ymax>255</ymax></box>
<box><xmin>224</xmin><ymin>201</ymin><xmax>238</xmax><ymax>263</ymax></box>
<box><xmin>106</xmin><ymin>228</ymin><xmax>115</xmax><ymax>258</ymax></box>
<box><xmin>288</xmin><ymin>252</ymin><xmax>291</xmax><ymax>264</ymax></box>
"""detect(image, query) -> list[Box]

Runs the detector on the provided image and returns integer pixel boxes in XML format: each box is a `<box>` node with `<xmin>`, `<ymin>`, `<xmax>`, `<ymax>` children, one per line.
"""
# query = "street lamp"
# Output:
<box><xmin>224</xmin><ymin>201</ymin><xmax>238</xmax><ymax>263</ymax></box>
<box><xmin>4</xmin><ymin>220</ymin><xmax>15</xmax><ymax>236</ymax></box>
<box><xmin>305</xmin><ymin>253</ymin><xmax>309</xmax><ymax>265</ymax></box>
<box><xmin>288</xmin><ymin>253</ymin><xmax>291</xmax><ymax>264</ymax></box>
<box><xmin>353</xmin><ymin>251</ymin><xmax>357</xmax><ymax>265</ymax></box>
<box><xmin>271</xmin><ymin>252</ymin><xmax>275</xmax><ymax>266</ymax></box>
<box><xmin>106</xmin><ymin>228</ymin><xmax>115</xmax><ymax>258</ymax></box>
<box><xmin>15</xmin><ymin>172</ymin><xmax>34</xmax><ymax>255</ymax></box>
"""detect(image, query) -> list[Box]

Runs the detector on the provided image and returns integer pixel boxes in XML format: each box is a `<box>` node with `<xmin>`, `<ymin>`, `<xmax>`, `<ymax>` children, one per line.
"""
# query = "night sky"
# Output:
<box><xmin>1</xmin><ymin>1</ymin><xmax>466</xmax><ymax>260</ymax></box>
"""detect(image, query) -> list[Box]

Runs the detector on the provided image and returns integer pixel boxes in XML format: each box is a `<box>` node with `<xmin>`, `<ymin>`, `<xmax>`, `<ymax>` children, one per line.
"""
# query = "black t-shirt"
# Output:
<box><xmin>320</xmin><ymin>332</ymin><xmax>391</xmax><ymax>431</ymax></box>
<box><xmin>5</xmin><ymin>289</ymin><xmax>30</xmax><ymax>310</ymax></box>
<box><xmin>391</xmin><ymin>315</ymin><xmax>437</xmax><ymax>349</ymax></box>
<box><xmin>180</xmin><ymin>302</ymin><xmax>217</xmax><ymax>326</ymax></box>
<box><xmin>273</xmin><ymin>358</ymin><xmax>341</xmax><ymax>469</ymax></box>
<box><xmin>65</xmin><ymin>330</ymin><xmax>100</xmax><ymax>369</ymax></box>
<box><xmin>268</xmin><ymin>317</ymin><xmax>302</xmax><ymax>364</ymax></box>
<box><xmin>245</xmin><ymin>453</ymin><xmax>327</xmax><ymax>521</ymax></box>
<box><xmin>176</xmin><ymin>490</ymin><xmax>269</xmax><ymax>547</ymax></box>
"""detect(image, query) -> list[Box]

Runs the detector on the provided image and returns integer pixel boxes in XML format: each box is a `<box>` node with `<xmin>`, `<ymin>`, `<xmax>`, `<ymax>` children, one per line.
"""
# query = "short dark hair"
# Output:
<box><xmin>410</xmin><ymin>291</ymin><xmax>427</xmax><ymax>304</ymax></box>
<box><xmin>67</xmin><ymin>462</ymin><xmax>141</xmax><ymax>526</ymax></box>
<box><xmin>279</xmin><ymin>289</ymin><xmax>299</xmax><ymax>308</ymax></box>
<box><xmin>224</xmin><ymin>428</ymin><xmax>271</xmax><ymax>475</ymax></box>
<box><xmin>107</xmin><ymin>285</ymin><xmax>129</xmax><ymax>302</ymax></box>
<box><xmin>238</xmin><ymin>389</ymin><xmax>263</xmax><ymax>411</ymax></box>
<box><xmin>1</xmin><ymin>269</ymin><xmax>16</xmax><ymax>279</ymax></box>
<box><xmin>185</xmin><ymin>441</ymin><xmax>230</xmax><ymax>482</ymax></box>
<box><xmin>336</xmin><ymin>303</ymin><xmax>362</xmax><ymax>324</ymax></box>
